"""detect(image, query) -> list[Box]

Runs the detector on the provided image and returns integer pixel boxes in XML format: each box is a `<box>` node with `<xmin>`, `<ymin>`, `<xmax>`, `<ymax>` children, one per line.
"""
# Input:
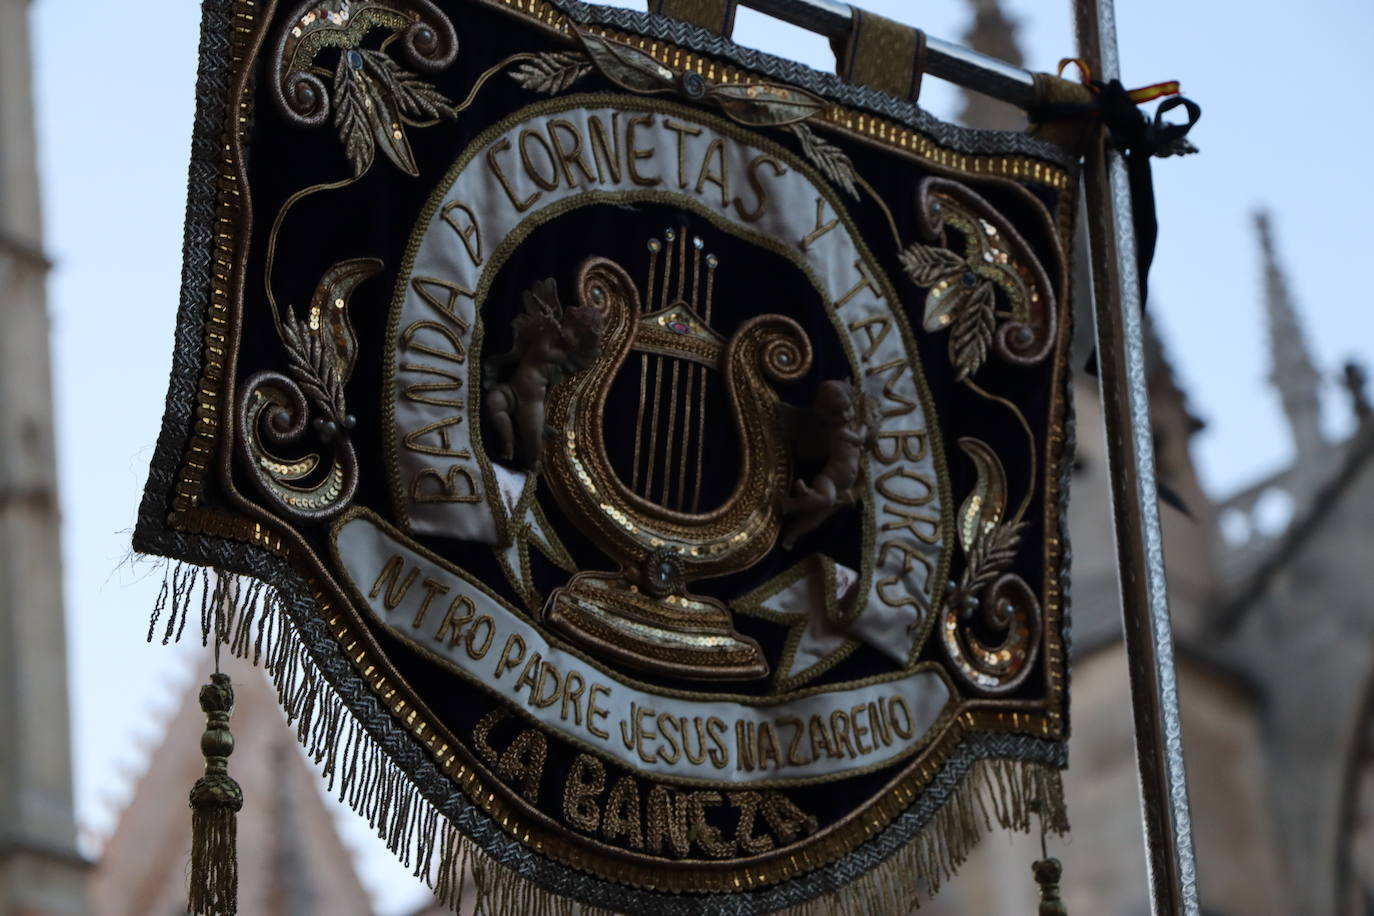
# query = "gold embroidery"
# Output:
<box><xmin>687</xmin><ymin>791</ymin><xmax>734</xmax><ymax>858</ymax></box>
<box><xmin>586</xmin><ymin>682</ymin><xmax>612</xmax><ymax>740</ymax></box>
<box><xmin>410</xmin><ymin>578</ymin><xmax>450</xmax><ymax>629</ymax></box>
<box><xmin>829</xmin><ymin>710</ymin><xmax>855</xmax><ymax>758</ymax></box>
<box><xmin>410</xmin><ymin>466</ymin><xmax>481</xmax><ymax>504</ymax></box>
<box><xmin>560</xmin><ymin>670</ymin><xmax>585</xmax><ymax>725</ymax></box>
<box><xmin>664</xmin><ymin>117</ymin><xmax>704</xmax><ymax>188</ymax></box>
<box><xmin>173</xmin><ymin>0</ymin><xmax>1076</xmax><ymax>887</ymax></box>
<box><xmin>587</xmin><ymin>112</ymin><xmax>623</xmax><ymax>184</ymax></box>
<box><xmin>780</xmin><ymin>717</ymin><xmax>806</xmax><ymax>767</ymax></box>
<box><xmin>401</xmin><ymin>321</ymin><xmax>467</xmax><ymax>364</ymax></box>
<box><xmin>433</xmin><ymin>594</ymin><xmax>476</xmax><ymax>648</ymax></box>
<box><xmin>728</xmin><ymin>791</ymin><xmax>774</xmax><ymax>854</ymax></box>
<box><xmin>496</xmin><ymin>728</ymin><xmax>547</xmax><ymax>803</ymax></box>
<box><xmin>799</xmin><ymin>196</ymin><xmax>839</xmax><ymax>252</ymax></box>
<box><xmin>645</xmin><ymin>783</ymin><xmax>690</xmax><ymax>857</ymax></box>
<box><xmin>518</xmin><ymin>127</ymin><xmax>561</xmax><ymax>191</ymax></box>
<box><xmin>493</xmin><ymin>632</ymin><xmax>527</xmax><ymax>679</ymax></box>
<box><xmin>693</xmin><ymin>137</ymin><xmax>730</xmax><ymax>207</ymax></box>
<box><xmin>756</xmin><ymin>722</ymin><xmax>780</xmax><ymax>772</ymax></box>
<box><xmin>760</xmin><ymin>792</ymin><xmax>819</xmax><ymax>844</ymax></box>
<box><xmin>656</xmin><ymin>713</ymin><xmax>681</xmax><ymax>764</ymax></box>
<box><xmin>540</xmin><ymin>247</ymin><xmax>810</xmax><ymax>680</ymax></box>
<box><xmin>472</xmin><ymin>708</ymin><xmax>507</xmax><ymax>766</ymax></box>
<box><xmin>369</xmin><ymin>555</ymin><xmax>418</xmax><ymax>610</ymax></box>
<box><xmin>309</xmin><ymin>508</ymin><xmax>1057</xmax><ymax>890</ymax></box>
<box><xmin>399</xmin><ymin>362</ymin><xmax>464</xmax><ymax>410</ymax></box>
<box><xmin>486</xmin><ymin>137</ymin><xmax>540</xmax><ymax>211</ymax></box>
<box><xmin>625</xmin><ymin>114</ymin><xmax>661</xmax><ymax>186</ymax></box>
<box><xmin>411</xmin><ymin>275</ymin><xmax>476</xmax><ymax>325</ymax></box>
<box><xmin>564</xmin><ymin>753</ymin><xmax>605</xmax><ymax>832</ymax></box>
<box><xmin>602</xmin><ymin>776</ymin><xmax>645</xmax><ymax>850</ymax></box>
<box><xmin>733</xmin><ymin>154</ymin><xmax>784</xmax><ymax>223</ymax></box>
<box><xmin>512</xmin><ymin>652</ymin><xmax>544</xmax><ymax>698</ymax></box>
<box><xmin>547</xmin><ymin>117</ymin><xmax>598</xmax><ymax>187</ymax></box>
<box><xmin>439</xmin><ymin>201</ymin><xmax>484</xmax><ymax>266</ymax></box>
<box><xmin>808</xmin><ymin>714</ymin><xmax>837</xmax><ymax>761</ymax></box>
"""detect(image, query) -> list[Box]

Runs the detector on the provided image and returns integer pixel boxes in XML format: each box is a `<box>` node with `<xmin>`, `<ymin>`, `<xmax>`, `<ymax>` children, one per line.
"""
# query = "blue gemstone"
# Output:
<box><xmin>347</xmin><ymin>50</ymin><xmax>364</xmax><ymax>69</ymax></box>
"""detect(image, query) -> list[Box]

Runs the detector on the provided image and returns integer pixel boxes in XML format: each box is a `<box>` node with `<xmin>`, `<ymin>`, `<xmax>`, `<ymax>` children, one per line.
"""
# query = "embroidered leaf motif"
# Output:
<box><xmin>278</xmin><ymin>258</ymin><xmax>380</xmax><ymax>425</ymax></box>
<box><xmin>281</xmin><ymin>312</ymin><xmax>346</xmax><ymax>422</ymax></box>
<box><xmin>789</xmin><ymin>123</ymin><xmax>859</xmax><ymax>200</ymax></box>
<box><xmin>950</xmin><ymin>280</ymin><xmax>995</xmax><ymax>380</ymax></box>
<box><xmin>961</xmin><ymin>520</ymin><xmax>1024</xmax><ymax>597</ymax></box>
<box><xmin>332</xmin><ymin>50</ymin><xmax>436</xmax><ymax>176</ymax></box>
<box><xmin>900</xmin><ymin>243</ymin><xmax>965</xmax><ymax>287</ymax></box>
<box><xmin>710</xmin><ymin>83</ymin><xmax>825</xmax><ymax>127</ymax></box>
<box><xmin>333</xmin><ymin>55</ymin><xmax>376</xmax><ymax>177</ymax></box>
<box><xmin>575</xmin><ymin>31</ymin><xmax>675</xmax><ymax>94</ymax></box>
<box><xmin>313</xmin><ymin>258</ymin><xmax>380</xmax><ymax>383</ymax></box>
<box><xmin>956</xmin><ymin>438</ymin><xmax>1009</xmax><ymax>554</ymax></box>
<box><xmin>363</xmin><ymin>50</ymin><xmax>457</xmax><ymax>120</ymax></box>
<box><xmin>921</xmin><ymin>289</ymin><xmax>961</xmax><ymax>333</ymax></box>
<box><xmin>510</xmin><ymin>51</ymin><xmax>593</xmax><ymax>95</ymax></box>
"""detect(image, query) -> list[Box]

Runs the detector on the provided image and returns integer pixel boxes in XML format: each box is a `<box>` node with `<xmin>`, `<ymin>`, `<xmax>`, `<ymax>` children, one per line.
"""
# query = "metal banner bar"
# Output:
<box><xmin>1073</xmin><ymin>0</ymin><xmax>1201</xmax><ymax>913</ymax></box>
<box><xmin>735</xmin><ymin>0</ymin><xmax>1039</xmax><ymax>108</ymax></box>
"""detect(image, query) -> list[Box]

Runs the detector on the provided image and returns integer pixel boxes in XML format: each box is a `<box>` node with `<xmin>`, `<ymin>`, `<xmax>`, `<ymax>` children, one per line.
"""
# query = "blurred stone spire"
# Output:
<box><xmin>1256</xmin><ymin>210</ymin><xmax>1328</xmax><ymax>480</ymax></box>
<box><xmin>0</xmin><ymin>0</ymin><xmax>91</xmax><ymax>911</ymax></box>
<box><xmin>957</xmin><ymin>0</ymin><xmax>1027</xmax><ymax>131</ymax></box>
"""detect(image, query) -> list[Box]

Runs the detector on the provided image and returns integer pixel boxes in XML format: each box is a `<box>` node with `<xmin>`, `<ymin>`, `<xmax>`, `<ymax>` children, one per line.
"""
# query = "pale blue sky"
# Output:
<box><xmin>29</xmin><ymin>0</ymin><xmax>1374</xmax><ymax>912</ymax></box>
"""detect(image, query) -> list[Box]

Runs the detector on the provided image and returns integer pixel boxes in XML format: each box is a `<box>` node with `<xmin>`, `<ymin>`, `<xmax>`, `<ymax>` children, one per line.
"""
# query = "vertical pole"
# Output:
<box><xmin>1073</xmin><ymin>1</ymin><xmax>1201</xmax><ymax>913</ymax></box>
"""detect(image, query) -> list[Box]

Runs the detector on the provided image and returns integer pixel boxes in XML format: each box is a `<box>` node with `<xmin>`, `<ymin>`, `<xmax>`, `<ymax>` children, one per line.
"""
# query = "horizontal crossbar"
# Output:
<box><xmin>739</xmin><ymin>0</ymin><xmax>1039</xmax><ymax>108</ymax></box>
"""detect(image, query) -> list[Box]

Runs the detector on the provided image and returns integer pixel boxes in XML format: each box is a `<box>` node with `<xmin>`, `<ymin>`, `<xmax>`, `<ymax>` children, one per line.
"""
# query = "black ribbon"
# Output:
<box><xmin>1032</xmin><ymin>80</ymin><xmax>1200</xmax><ymax>374</ymax></box>
<box><xmin>1093</xmin><ymin>80</ymin><xmax>1201</xmax><ymax>308</ymax></box>
<box><xmin>1032</xmin><ymin>81</ymin><xmax>1202</xmax><ymax>518</ymax></box>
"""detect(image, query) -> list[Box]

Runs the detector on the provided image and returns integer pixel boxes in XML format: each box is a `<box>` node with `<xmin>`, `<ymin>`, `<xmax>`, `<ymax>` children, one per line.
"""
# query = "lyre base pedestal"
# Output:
<box><xmin>545</xmin><ymin>572</ymin><xmax>769</xmax><ymax>681</ymax></box>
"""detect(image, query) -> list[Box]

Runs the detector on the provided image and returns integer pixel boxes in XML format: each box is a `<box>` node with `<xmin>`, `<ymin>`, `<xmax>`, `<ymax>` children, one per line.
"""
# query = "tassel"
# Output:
<box><xmin>189</xmin><ymin>672</ymin><xmax>242</xmax><ymax>915</ymax></box>
<box><xmin>1032</xmin><ymin>857</ymin><xmax>1066</xmax><ymax>916</ymax></box>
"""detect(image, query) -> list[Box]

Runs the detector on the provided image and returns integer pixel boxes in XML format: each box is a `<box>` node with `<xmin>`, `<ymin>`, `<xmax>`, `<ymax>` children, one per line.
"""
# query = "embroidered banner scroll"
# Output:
<box><xmin>137</xmin><ymin>1</ymin><xmax>1077</xmax><ymax>912</ymax></box>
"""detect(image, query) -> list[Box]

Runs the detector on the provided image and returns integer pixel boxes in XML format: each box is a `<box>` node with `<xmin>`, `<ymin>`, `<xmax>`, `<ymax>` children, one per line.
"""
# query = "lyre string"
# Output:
<box><xmin>692</xmin><ymin>252</ymin><xmax>718</xmax><ymax>512</ymax></box>
<box><xmin>632</xmin><ymin>239</ymin><xmax>659</xmax><ymax>494</ymax></box>
<box><xmin>676</xmin><ymin>236</ymin><xmax>704</xmax><ymax>512</ymax></box>
<box><xmin>658</xmin><ymin>229</ymin><xmax>690</xmax><ymax>506</ymax></box>
<box><xmin>660</xmin><ymin>358</ymin><xmax>682</xmax><ymax>506</ymax></box>
<box><xmin>643</xmin><ymin>229</ymin><xmax>676</xmax><ymax>498</ymax></box>
<box><xmin>675</xmin><ymin>227</ymin><xmax>688</xmax><ymax>303</ymax></box>
<box><xmin>632</xmin><ymin>229</ymin><xmax>721</xmax><ymax>510</ymax></box>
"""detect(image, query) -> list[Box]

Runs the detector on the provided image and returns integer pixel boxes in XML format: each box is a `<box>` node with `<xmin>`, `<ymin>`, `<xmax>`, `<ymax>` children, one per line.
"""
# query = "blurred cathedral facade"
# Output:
<box><xmin>3</xmin><ymin>1</ymin><xmax>1373</xmax><ymax>914</ymax></box>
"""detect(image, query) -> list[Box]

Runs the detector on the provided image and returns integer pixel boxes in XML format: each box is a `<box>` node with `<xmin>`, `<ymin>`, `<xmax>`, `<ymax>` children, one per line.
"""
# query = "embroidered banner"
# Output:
<box><xmin>136</xmin><ymin>1</ymin><xmax>1077</xmax><ymax>912</ymax></box>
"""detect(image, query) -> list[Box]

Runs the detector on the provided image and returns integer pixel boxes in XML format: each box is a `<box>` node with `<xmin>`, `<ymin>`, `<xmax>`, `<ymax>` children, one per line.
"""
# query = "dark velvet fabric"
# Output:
<box><xmin>204</xmin><ymin>0</ymin><xmax>1072</xmax><ymax>883</ymax></box>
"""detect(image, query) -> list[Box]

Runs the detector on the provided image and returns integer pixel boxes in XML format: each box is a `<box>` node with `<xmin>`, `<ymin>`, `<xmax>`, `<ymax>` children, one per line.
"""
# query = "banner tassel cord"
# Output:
<box><xmin>188</xmin><ymin>624</ymin><xmax>242</xmax><ymax>915</ymax></box>
<box><xmin>1032</xmin><ymin>815</ymin><xmax>1067</xmax><ymax>916</ymax></box>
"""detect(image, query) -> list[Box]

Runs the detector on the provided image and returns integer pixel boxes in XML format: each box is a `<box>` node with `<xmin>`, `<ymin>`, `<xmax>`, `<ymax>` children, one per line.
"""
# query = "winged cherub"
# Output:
<box><xmin>483</xmin><ymin>278</ymin><xmax>604</xmax><ymax>471</ymax></box>
<box><xmin>781</xmin><ymin>380</ymin><xmax>879</xmax><ymax>550</ymax></box>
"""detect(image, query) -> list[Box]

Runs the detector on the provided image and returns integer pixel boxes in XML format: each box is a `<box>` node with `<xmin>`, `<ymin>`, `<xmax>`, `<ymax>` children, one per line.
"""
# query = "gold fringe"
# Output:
<box><xmin>149</xmin><ymin>562</ymin><xmax>1068</xmax><ymax>915</ymax></box>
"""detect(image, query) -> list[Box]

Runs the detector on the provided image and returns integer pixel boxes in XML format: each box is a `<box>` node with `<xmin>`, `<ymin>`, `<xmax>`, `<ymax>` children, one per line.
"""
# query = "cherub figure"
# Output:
<box><xmin>781</xmin><ymin>380</ymin><xmax>879</xmax><ymax>549</ymax></box>
<box><xmin>483</xmin><ymin>278</ymin><xmax>604</xmax><ymax>471</ymax></box>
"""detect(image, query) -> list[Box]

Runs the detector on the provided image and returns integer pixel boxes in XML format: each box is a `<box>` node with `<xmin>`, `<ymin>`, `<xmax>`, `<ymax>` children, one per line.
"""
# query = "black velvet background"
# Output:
<box><xmin>226</xmin><ymin>0</ymin><xmax>1070</xmax><ymax>866</ymax></box>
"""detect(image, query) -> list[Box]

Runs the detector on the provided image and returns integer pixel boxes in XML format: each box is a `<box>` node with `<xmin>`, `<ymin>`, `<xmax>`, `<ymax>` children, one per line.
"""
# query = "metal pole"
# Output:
<box><xmin>737</xmin><ymin>0</ymin><xmax>1039</xmax><ymax>109</ymax></box>
<box><xmin>1073</xmin><ymin>0</ymin><xmax>1200</xmax><ymax>913</ymax></box>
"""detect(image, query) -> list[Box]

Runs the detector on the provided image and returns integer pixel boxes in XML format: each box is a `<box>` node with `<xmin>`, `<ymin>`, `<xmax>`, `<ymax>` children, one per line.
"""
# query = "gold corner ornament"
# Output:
<box><xmin>138</xmin><ymin>1</ymin><xmax>1078</xmax><ymax>913</ymax></box>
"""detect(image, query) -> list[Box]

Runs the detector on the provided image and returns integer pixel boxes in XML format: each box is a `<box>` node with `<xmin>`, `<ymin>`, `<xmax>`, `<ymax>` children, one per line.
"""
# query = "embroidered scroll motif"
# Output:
<box><xmin>138</xmin><ymin>3</ymin><xmax>1077</xmax><ymax>913</ymax></box>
